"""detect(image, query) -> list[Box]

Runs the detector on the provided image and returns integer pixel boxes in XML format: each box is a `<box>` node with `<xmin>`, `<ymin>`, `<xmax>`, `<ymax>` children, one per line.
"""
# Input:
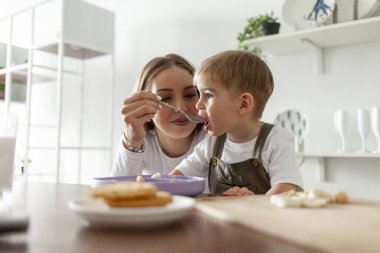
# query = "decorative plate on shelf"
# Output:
<box><xmin>274</xmin><ymin>110</ymin><xmax>310</xmax><ymax>139</ymax></box>
<box><xmin>282</xmin><ymin>0</ymin><xmax>336</xmax><ymax>30</ymax></box>
<box><xmin>357</xmin><ymin>0</ymin><xmax>380</xmax><ymax>18</ymax></box>
<box><xmin>92</xmin><ymin>175</ymin><xmax>205</xmax><ymax>197</ymax></box>
<box><xmin>68</xmin><ymin>195</ymin><xmax>195</xmax><ymax>229</ymax></box>
<box><xmin>325</xmin><ymin>0</ymin><xmax>380</xmax><ymax>23</ymax></box>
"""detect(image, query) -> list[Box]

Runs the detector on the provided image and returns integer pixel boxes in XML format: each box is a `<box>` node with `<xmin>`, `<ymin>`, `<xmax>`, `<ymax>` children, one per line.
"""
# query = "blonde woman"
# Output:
<box><xmin>112</xmin><ymin>54</ymin><xmax>206</xmax><ymax>176</ymax></box>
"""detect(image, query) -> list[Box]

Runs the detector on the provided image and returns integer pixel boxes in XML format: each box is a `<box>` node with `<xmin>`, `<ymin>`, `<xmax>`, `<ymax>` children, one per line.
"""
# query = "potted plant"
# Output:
<box><xmin>237</xmin><ymin>12</ymin><xmax>280</xmax><ymax>58</ymax></box>
<box><xmin>0</xmin><ymin>82</ymin><xmax>5</xmax><ymax>100</ymax></box>
<box><xmin>17</xmin><ymin>157</ymin><xmax>32</xmax><ymax>175</ymax></box>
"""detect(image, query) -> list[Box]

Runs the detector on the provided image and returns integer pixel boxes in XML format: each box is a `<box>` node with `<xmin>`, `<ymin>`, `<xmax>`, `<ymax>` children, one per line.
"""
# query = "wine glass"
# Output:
<box><xmin>334</xmin><ymin>110</ymin><xmax>348</xmax><ymax>153</ymax></box>
<box><xmin>370</xmin><ymin>106</ymin><xmax>380</xmax><ymax>153</ymax></box>
<box><xmin>357</xmin><ymin>109</ymin><xmax>370</xmax><ymax>153</ymax></box>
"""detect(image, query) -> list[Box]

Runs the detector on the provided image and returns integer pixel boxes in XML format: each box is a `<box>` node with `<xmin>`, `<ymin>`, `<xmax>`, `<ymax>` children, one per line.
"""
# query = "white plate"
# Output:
<box><xmin>68</xmin><ymin>195</ymin><xmax>195</xmax><ymax>228</ymax></box>
<box><xmin>326</xmin><ymin>0</ymin><xmax>380</xmax><ymax>23</ymax></box>
<box><xmin>274</xmin><ymin>110</ymin><xmax>310</xmax><ymax>139</ymax></box>
<box><xmin>282</xmin><ymin>0</ymin><xmax>335</xmax><ymax>30</ymax></box>
<box><xmin>357</xmin><ymin>0</ymin><xmax>380</xmax><ymax>18</ymax></box>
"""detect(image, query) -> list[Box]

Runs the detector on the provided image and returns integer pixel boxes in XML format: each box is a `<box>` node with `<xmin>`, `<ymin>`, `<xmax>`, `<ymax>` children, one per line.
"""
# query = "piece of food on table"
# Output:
<box><xmin>89</xmin><ymin>182</ymin><xmax>172</xmax><ymax>207</ymax></box>
<box><xmin>270</xmin><ymin>189</ymin><xmax>349</xmax><ymax>208</ymax></box>
<box><xmin>333</xmin><ymin>191</ymin><xmax>349</xmax><ymax>204</ymax></box>
<box><xmin>151</xmin><ymin>172</ymin><xmax>162</xmax><ymax>178</ymax></box>
<box><xmin>105</xmin><ymin>191</ymin><xmax>173</xmax><ymax>207</ymax></box>
<box><xmin>136</xmin><ymin>175</ymin><xmax>144</xmax><ymax>182</ymax></box>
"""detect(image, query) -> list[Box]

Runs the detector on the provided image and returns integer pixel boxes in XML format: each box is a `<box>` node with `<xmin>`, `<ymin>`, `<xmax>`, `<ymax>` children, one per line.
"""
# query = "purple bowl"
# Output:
<box><xmin>92</xmin><ymin>175</ymin><xmax>205</xmax><ymax>197</ymax></box>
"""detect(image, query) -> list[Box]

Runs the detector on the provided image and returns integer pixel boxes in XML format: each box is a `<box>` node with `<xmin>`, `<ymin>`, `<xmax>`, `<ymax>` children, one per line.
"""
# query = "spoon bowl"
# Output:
<box><xmin>158</xmin><ymin>100</ymin><xmax>206</xmax><ymax>123</ymax></box>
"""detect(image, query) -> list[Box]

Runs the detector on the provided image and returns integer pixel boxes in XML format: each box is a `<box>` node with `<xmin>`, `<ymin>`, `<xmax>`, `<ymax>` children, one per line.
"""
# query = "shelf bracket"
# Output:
<box><xmin>315</xmin><ymin>157</ymin><xmax>326</xmax><ymax>181</ymax></box>
<box><xmin>301</xmin><ymin>39</ymin><xmax>324</xmax><ymax>75</ymax></box>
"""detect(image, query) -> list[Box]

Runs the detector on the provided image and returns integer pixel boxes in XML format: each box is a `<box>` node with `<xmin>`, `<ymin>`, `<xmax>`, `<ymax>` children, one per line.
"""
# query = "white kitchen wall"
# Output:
<box><xmin>2</xmin><ymin>0</ymin><xmax>379</xmax><ymax>200</ymax></box>
<box><xmin>103</xmin><ymin>0</ymin><xmax>380</xmax><ymax>201</ymax></box>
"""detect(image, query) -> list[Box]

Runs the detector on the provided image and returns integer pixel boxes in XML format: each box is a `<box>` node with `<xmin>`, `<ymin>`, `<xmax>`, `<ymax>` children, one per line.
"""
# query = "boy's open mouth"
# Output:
<box><xmin>203</xmin><ymin>121</ymin><xmax>210</xmax><ymax>131</ymax></box>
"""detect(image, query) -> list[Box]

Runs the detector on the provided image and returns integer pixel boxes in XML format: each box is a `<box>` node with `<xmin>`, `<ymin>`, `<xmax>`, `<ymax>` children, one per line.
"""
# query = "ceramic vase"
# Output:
<box><xmin>334</xmin><ymin>110</ymin><xmax>348</xmax><ymax>153</ymax></box>
<box><xmin>370</xmin><ymin>106</ymin><xmax>380</xmax><ymax>153</ymax></box>
<box><xmin>357</xmin><ymin>109</ymin><xmax>370</xmax><ymax>153</ymax></box>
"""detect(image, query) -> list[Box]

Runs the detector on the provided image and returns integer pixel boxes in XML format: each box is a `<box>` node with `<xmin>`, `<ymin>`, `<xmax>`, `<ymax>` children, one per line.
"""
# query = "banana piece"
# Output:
<box><xmin>151</xmin><ymin>172</ymin><xmax>162</xmax><ymax>178</ymax></box>
<box><xmin>301</xmin><ymin>197</ymin><xmax>328</xmax><ymax>208</ymax></box>
<box><xmin>271</xmin><ymin>189</ymin><xmax>348</xmax><ymax>208</ymax></box>
<box><xmin>270</xmin><ymin>195</ymin><xmax>302</xmax><ymax>208</ymax></box>
<box><xmin>333</xmin><ymin>191</ymin><xmax>349</xmax><ymax>204</ymax></box>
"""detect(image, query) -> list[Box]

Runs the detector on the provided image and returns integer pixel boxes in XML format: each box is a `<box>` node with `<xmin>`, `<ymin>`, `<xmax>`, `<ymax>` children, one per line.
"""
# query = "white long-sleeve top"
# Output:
<box><xmin>111</xmin><ymin>129</ymin><xmax>206</xmax><ymax>176</ymax></box>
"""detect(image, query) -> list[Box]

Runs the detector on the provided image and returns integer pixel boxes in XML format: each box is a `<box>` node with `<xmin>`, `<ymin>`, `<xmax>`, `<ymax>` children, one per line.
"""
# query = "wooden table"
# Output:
<box><xmin>196</xmin><ymin>195</ymin><xmax>380</xmax><ymax>253</ymax></box>
<box><xmin>0</xmin><ymin>181</ymin><xmax>320</xmax><ymax>253</ymax></box>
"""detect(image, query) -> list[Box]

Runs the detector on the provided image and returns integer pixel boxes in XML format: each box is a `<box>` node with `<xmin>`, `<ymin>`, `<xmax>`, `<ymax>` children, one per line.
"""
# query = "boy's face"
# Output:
<box><xmin>196</xmin><ymin>78</ymin><xmax>242</xmax><ymax>137</ymax></box>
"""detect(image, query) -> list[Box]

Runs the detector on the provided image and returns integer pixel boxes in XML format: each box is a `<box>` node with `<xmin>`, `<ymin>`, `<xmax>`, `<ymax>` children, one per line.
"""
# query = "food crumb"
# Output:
<box><xmin>151</xmin><ymin>172</ymin><xmax>162</xmax><ymax>178</ymax></box>
<box><xmin>136</xmin><ymin>175</ymin><xmax>144</xmax><ymax>182</ymax></box>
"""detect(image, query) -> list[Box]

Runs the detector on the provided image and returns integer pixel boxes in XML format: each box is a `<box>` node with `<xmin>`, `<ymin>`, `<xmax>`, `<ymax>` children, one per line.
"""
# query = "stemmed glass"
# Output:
<box><xmin>357</xmin><ymin>109</ymin><xmax>370</xmax><ymax>153</ymax></box>
<box><xmin>371</xmin><ymin>107</ymin><xmax>380</xmax><ymax>153</ymax></box>
<box><xmin>334</xmin><ymin>110</ymin><xmax>348</xmax><ymax>153</ymax></box>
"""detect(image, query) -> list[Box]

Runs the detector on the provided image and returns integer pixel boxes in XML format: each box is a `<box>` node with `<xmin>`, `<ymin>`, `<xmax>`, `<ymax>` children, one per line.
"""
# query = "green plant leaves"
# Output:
<box><xmin>237</xmin><ymin>11</ymin><xmax>278</xmax><ymax>59</ymax></box>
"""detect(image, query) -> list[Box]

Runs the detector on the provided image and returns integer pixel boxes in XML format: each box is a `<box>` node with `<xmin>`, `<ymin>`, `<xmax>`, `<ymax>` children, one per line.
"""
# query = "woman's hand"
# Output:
<box><xmin>223</xmin><ymin>186</ymin><xmax>255</xmax><ymax>196</ymax></box>
<box><xmin>121</xmin><ymin>91</ymin><xmax>160</xmax><ymax>148</ymax></box>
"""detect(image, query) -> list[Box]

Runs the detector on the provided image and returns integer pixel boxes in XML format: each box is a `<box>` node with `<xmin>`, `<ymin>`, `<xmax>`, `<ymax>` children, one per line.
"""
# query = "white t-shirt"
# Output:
<box><xmin>176</xmin><ymin>124</ymin><xmax>303</xmax><ymax>188</ymax></box>
<box><xmin>111</xmin><ymin>129</ymin><xmax>207</xmax><ymax>176</ymax></box>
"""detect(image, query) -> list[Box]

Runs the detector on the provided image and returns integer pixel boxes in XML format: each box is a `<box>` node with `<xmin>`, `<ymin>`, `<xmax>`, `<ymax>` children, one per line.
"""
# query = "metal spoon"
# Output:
<box><xmin>157</xmin><ymin>100</ymin><xmax>206</xmax><ymax>123</ymax></box>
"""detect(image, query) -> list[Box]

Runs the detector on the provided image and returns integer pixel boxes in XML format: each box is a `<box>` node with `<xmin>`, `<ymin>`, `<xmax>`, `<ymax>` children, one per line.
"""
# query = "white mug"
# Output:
<box><xmin>0</xmin><ymin>114</ymin><xmax>18</xmax><ymax>194</ymax></box>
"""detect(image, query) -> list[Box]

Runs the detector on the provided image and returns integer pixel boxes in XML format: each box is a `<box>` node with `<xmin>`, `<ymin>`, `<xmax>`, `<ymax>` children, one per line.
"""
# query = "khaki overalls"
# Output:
<box><xmin>208</xmin><ymin>123</ymin><xmax>274</xmax><ymax>195</ymax></box>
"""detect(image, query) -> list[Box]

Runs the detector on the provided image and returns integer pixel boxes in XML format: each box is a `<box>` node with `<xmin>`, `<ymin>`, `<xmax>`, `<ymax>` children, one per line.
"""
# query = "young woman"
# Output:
<box><xmin>111</xmin><ymin>54</ymin><xmax>206</xmax><ymax>176</ymax></box>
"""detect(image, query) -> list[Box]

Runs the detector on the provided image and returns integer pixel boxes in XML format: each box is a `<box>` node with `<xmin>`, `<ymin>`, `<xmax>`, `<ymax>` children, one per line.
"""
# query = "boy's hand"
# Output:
<box><xmin>223</xmin><ymin>186</ymin><xmax>255</xmax><ymax>196</ymax></box>
<box><xmin>169</xmin><ymin>169</ymin><xmax>184</xmax><ymax>176</ymax></box>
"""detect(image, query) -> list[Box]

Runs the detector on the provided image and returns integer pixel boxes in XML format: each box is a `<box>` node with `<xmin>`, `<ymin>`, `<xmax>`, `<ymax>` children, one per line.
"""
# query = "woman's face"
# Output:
<box><xmin>148</xmin><ymin>66</ymin><xmax>199</xmax><ymax>140</ymax></box>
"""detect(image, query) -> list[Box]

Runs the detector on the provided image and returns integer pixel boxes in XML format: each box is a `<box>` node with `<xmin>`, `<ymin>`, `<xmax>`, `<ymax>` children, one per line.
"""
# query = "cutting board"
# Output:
<box><xmin>195</xmin><ymin>195</ymin><xmax>380</xmax><ymax>253</ymax></box>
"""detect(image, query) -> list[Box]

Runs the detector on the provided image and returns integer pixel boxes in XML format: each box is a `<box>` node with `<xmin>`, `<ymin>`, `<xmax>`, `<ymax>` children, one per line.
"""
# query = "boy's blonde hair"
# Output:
<box><xmin>194</xmin><ymin>50</ymin><xmax>274</xmax><ymax>118</ymax></box>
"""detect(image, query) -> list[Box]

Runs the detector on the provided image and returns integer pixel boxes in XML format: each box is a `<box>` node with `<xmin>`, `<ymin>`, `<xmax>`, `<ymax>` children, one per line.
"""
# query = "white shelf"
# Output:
<box><xmin>297</xmin><ymin>152</ymin><xmax>380</xmax><ymax>182</ymax></box>
<box><xmin>0</xmin><ymin>63</ymin><xmax>83</xmax><ymax>85</ymax></box>
<box><xmin>297</xmin><ymin>152</ymin><xmax>380</xmax><ymax>158</ymax></box>
<box><xmin>247</xmin><ymin>16</ymin><xmax>380</xmax><ymax>54</ymax></box>
<box><xmin>0</xmin><ymin>44</ymin><xmax>28</xmax><ymax>67</ymax></box>
<box><xmin>247</xmin><ymin>16</ymin><xmax>380</xmax><ymax>74</ymax></box>
<box><xmin>33</xmin><ymin>40</ymin><xmax>109</xmax><ymax>60</ymax></box>
<box><xmin>30</xmin><ymin>0</ymin><xmax>114</xmax><ymax>60</ymax></box>
<box><xmin>0</xmin><ymin>64</ymin><xmax>55</xmax><ymax>84</ymax></box>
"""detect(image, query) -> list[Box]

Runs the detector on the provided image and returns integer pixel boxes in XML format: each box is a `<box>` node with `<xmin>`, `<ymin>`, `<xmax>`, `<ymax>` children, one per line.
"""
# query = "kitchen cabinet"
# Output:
<box><xmin>0</xmin><ymin>0</ymin><xmax>115</xmax><ymax>183</ymax></box>
<box><xmin>246</xmin><ymin>16</ymin><xmax>380</xmax><ymax>74</ymax></box>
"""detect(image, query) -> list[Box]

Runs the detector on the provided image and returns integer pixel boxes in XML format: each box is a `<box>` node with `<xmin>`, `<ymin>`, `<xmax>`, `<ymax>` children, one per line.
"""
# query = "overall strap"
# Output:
<box><xmin>253</xmin><ymin>123</ymin><xmax>274</xmax><ymax>158</ymax></box>
<box><xmin>212</xmin><ymin>133</ymin><xmax>227</xmax><ymax>158</ymax></box>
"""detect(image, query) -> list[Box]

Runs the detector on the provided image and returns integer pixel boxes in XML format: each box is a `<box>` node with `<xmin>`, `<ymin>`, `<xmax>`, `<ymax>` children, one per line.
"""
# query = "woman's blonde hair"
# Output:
<box><xmin>135</xmin><ymin>54</ymin><xmax>201</xmax><ymax>131</ymax></box>
<box><xmin>194</xmin><ymin>50</ymin><xmax>274</xmax><ymax>118</ymax></box>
